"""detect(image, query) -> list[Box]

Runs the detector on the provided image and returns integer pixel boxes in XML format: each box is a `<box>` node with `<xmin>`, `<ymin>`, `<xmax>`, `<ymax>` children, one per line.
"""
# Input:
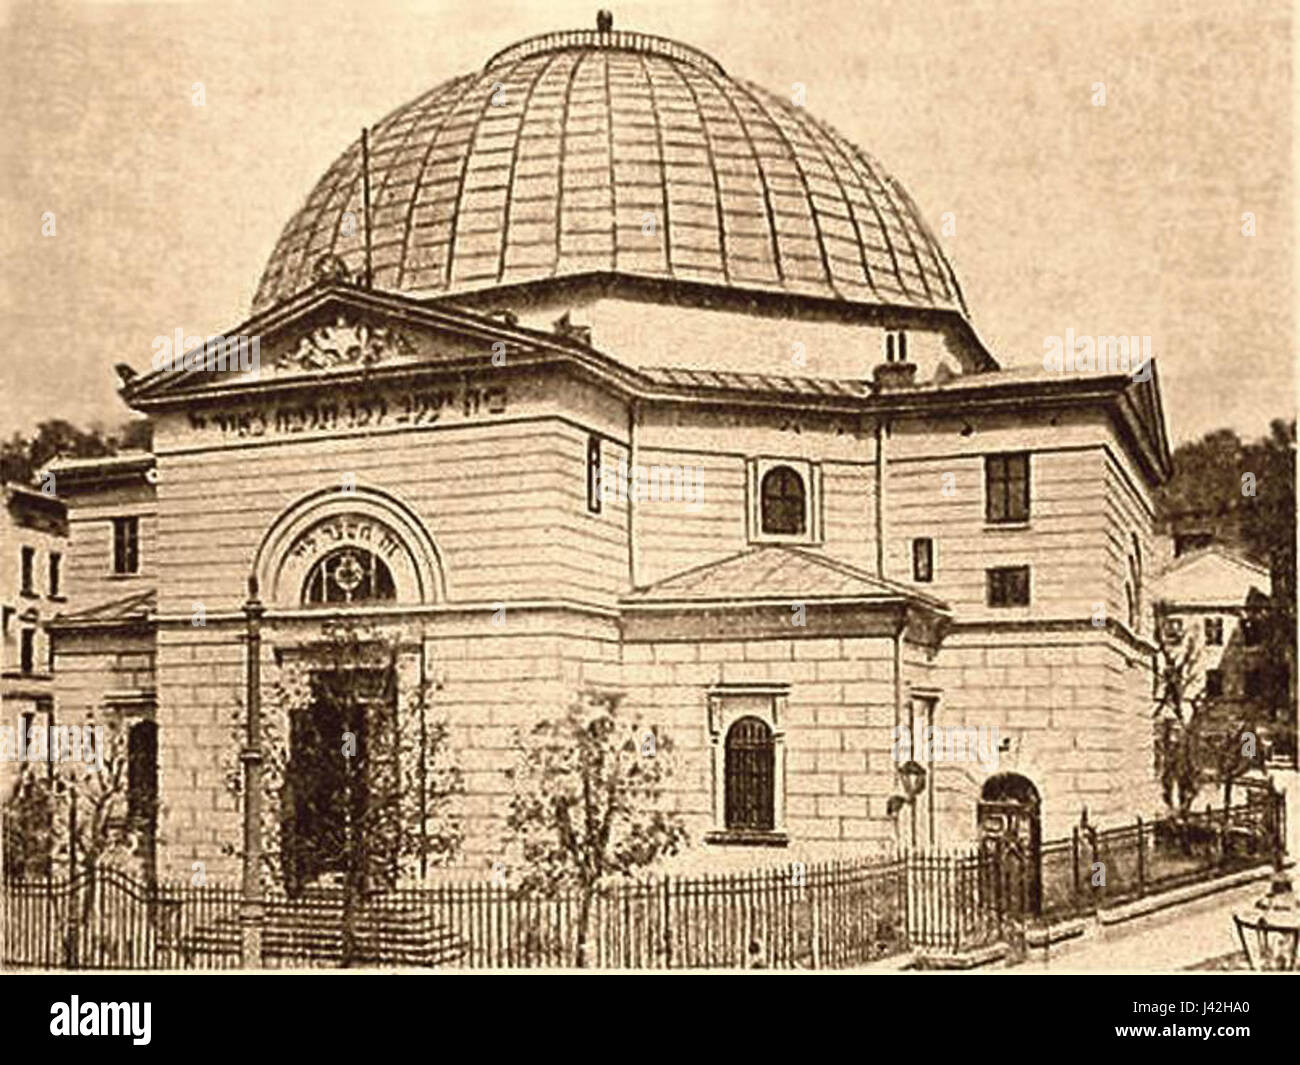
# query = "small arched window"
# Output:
<box><xmin>302</xmin><ymin>547</ymin><xmax>397</xmax><ymax>605</ymax></box>
<box><xmin>725</xmin><ymin>717</ymin><xmax>775</xmax><ymax>831</ymax></box>
<box><xmin>760</xmin><ymin>466</ymin><xmax>806</xmax><ymax>536</ymax></box>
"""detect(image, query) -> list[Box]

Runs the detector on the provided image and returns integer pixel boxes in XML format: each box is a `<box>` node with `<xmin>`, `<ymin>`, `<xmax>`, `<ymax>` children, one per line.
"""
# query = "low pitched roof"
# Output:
<box><xmin>52</xmin><ymin>589</ymin><xmax>156</xmax><ymax>627</ymax></box>
<box><xmin>639</xmin><ymin>367</ymin><xmax>868</xmax><ymax>401</ymax></box>
<box><xmin>622</xmin><ymin>545</ymin><xmax>948</xmax><ymax>611</ymax></box>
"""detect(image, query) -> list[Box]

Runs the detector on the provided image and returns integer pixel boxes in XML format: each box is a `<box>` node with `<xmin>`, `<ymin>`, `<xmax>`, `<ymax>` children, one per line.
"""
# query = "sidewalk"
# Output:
<box><xmin>1013</xmin><ymin>872</ymin><xmax>1275</xmax><ymax>972</ymax></box>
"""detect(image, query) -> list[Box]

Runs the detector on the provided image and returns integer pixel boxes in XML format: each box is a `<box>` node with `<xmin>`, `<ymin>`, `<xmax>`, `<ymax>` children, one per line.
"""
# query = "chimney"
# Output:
<box><xmin>872</xmin><ymin>329</ymin><xmax>917</xmax><ymax>392</ymax></box>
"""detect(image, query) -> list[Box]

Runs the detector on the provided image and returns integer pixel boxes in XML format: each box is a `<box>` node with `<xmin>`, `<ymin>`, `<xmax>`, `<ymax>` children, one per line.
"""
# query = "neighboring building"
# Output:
<box><xmin>50</xmin><ymin>18</ymin><xmax>1173</xmax><ymax>884</ymax></box>
<box><xmin>0</xmin><ymin>483</ymin><xmax>67</xmax><ymax>801</ymax></box>
<box><xmin>1153</xmin><ymin>543</ymin><xmax>1291</xmax><ymax>761</ymax></box>
<box><xmin>43</xmin><ymin>452</ymin><xmax>159</xmax><ymax>863</ymax></box>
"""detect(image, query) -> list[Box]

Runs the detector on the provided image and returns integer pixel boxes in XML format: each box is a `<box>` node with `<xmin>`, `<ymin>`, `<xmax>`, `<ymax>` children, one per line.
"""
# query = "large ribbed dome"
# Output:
<box><xmin>253</xmin><ymin>23</ymin><xmax>966</xmax><ymax>318</ymax></box>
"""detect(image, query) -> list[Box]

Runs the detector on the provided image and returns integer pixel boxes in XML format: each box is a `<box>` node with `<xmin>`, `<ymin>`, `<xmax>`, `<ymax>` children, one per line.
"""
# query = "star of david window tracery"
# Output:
<box><xmin>302</xmin><ymin>547</ymin><xmax>397</xmax><ymax>605</ymax></box>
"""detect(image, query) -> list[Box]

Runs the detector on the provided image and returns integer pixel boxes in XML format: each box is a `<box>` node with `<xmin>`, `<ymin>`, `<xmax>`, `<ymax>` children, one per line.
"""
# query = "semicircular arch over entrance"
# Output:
<box><xmin>252</xmin><ymin>484</ymin><xmax>447</xmax><ymax>608</ymax></box>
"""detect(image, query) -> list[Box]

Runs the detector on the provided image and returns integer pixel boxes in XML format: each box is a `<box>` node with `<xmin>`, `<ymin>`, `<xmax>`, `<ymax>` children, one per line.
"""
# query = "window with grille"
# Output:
<box><xmin>112</xmin><ymin>516</ymin><xmax>140</xmax><ymax>575</ymax></box>
<box><xmin>302</xmin><ymin>548</ymin><xmax>397</xmax><ymax>605</ymax></box>
<box><xmin>724</xmin><ymin>716</ymin><xmax>775</xmax><ymax>831</ymax></box>
<box><xmin>984</xmin><ymin>453</ymin><xmax>1030</xmax><ymax>523</ymax></box>
<box><xmin>760</xmin><ymin>466</ymin><xmax>806</xmax><ymax>536</ymax></box>
<box><xmin>987</xmin><ymin>565</ymin><xmax>1030</xmax><ymax>607</ymax></box>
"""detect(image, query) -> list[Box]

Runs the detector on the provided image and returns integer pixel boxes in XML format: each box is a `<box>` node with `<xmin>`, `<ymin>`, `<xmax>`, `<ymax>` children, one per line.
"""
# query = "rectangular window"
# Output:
<box><xmin>49</xmin><ymin>552</ymin><xmax>61</xmax><ymax>598</ymax></box>
<box><xmin>127</xmin><ymin>721</ymin><xmax>159</xmax><ymax>826</ymax></box>
<box><xmin>987</xmin><ymin>565</ymin><xmax>1030</xmax><ymax>607</ymax></box>
<box><xmin>112</xmin><ymin>516</ymin><xmax>140</xmax><ymax>574</ymax></box>
<box><xmin>586</xmin><ymin>435</ymin><xmax>601</xmax><ymax>515</ymax></box>
<box><xmin>1205</xmin><ymin>669</ymin><xmax>1224</xmax><ymax>699</ymax></box>
<box><xmin>20</xmin><ymin>546</ymin><xmax>35</xmax><ymax>595</ymax></box>
<box><xmin>985</xmin><ymin>453</ymin><xmax>1030</xmax><ymax>524</ymax></box>
<box><xmin>912</xmin><ymin>538</ymin><xmax>934</xmax><ymax>583</ymax></box>
<box><xmin>1243</xmin><ymin>617</ymin><xmax>1263</xmax><ymax>647</ymax></box>
<box><xmin>47</xmin><ymin>632</ymin><xmax>54</xmax><ymax>673</ymax></box>
<box><xmin>1204</xmin><ymin>617</ymin><xmax>1223</xmax><ymax>646</ymax></box>
<box><xmin>20</xmin><ymin>629</ymin><xmax>34</xmax><ymax>674</ymax></box>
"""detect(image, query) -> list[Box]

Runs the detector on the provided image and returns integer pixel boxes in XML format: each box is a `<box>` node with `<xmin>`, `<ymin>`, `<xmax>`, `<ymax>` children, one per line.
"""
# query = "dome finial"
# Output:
<box><xmin>596</xmin><ymin>10</ymin><xmax>613</xmax><ymax>33</ymax></box>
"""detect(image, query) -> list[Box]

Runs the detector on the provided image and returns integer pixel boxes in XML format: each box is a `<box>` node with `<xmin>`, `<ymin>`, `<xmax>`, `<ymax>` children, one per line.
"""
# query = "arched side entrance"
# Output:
<box><xmin>977</xmin><ymin>772</ymin><xmax>1043</xmax><ymax>917</ymax></box>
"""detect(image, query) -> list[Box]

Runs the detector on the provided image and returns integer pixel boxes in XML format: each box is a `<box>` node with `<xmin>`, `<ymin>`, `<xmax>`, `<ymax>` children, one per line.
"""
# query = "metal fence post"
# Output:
<box><xmin>1136</xmin><ymin>815</ymin><xmax>1145</xmax><ymax>898</ymax></box>
<box><xmin>240</xmin><ymin>575</ymin><xmax>266</xmax><ymax>969</ymax></box>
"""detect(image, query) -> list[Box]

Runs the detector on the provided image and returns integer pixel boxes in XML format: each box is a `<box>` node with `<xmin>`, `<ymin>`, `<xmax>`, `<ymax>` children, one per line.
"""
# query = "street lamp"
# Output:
<box><xmin>1233</xmin><ymin>858</ymin><xmax>1299</xmax><ymax>971</ymax></box>
<box><xmin>898</xmin><ymin>760</ymin><xmax>927</xmax><ymax>802</ymax></box>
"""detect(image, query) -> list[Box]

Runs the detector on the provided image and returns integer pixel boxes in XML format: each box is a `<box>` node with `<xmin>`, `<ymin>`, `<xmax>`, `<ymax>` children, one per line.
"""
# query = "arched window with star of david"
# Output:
<box><xmin>301</xmin><ymin>547</ymin><xmax>397</xmax><ymax>605</ymax></box>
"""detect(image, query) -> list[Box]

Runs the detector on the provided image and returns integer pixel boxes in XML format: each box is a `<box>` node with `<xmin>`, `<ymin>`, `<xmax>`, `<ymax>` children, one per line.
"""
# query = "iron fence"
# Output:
<box><xmin>2</xmin><ymin>791</ymin><xmax>1284</xmax><ymax>970</ymax></box>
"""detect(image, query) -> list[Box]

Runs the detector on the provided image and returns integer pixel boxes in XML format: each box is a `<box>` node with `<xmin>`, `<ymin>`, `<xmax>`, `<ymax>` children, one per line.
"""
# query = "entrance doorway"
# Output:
<box><xmin>281</xmin><ymin>668</ymin><xmax>398</xmax><ymax>895</ymax></box>
<box><xmin>976</xmin><ymin>773</ymin><xmax>1043</xmax><ymax>917</ymax></box>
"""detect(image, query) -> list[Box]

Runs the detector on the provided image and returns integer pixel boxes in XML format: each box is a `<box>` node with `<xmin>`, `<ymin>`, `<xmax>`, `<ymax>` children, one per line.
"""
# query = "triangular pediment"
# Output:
<box><xmin>1157</xmin><ymin>548</ymin><xmax>1272</xmax><ymax>606</ymax></box>
<box><xmin>121</xmin><ymin>283</ymin><xmax>589</xmax><ymax>407</ymax></box>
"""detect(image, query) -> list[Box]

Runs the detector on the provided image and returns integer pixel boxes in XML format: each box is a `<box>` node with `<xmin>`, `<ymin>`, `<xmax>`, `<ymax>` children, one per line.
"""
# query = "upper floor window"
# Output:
<box><xmin>884</xmin><ymin>330</ymin><xmax>908</xmax><ymax>363</ymax></box>
<box><xmin>760</xmin><ymin>466</ymin><xmax>806</xmax><ymax>536</ymax></box>
<box><xmin>20</xmin><ymin>547</ymin><xmax>35</xmax><ymax>596</ymax></box>
<box><xmin>1204</xmin><ymin>617</ymin><xmax>1224</xmax><ymax>646</ymax></box>
<box><xmin>1205</xmin><ymin>669</ymin><xmax>1224</xmax><ymax>699</ymax></box>
<box><xmin>48</xmin><ymin>553</ymin><xmax>62</xmax><ymax>598</ymax></box>
<box><xmin>586</xmin><ymin>434</ymin><xmax>602</xmax><ymax>515</ymax></box>
<box><xmin>747</xmin><ymin>458</ymin><xmax>820</xmax><ymax>544</ymax></box>
<box><xmin>985</xmin><ymin>453</ymin><xmax>1030</xmax><ymax>524</ymax></box>
<box><xmin>302</xmin><ymin>547</ymin><xmax>396</xmax><ymax>605</ymax></box>
<box><xmin>724</xmin><ymin>716</ymin><xmax>775</xmax><ymax>832</ymax></box>
<box><xmin>19</xmin><ymin>629</ymin><xmax>35</xmax><ymax>674</ymax></box>
<box><xmin>113</xmin><ymin>517</ymin><xmax>140</xmax><ymax>575</ymax></box>
<box><xmin>912</xmin><ymin>538</ymin><xmax>934</xmax><ymax>583</ymax></box>
<box><xmin>987</xmin><ymin>565</ymin><xmax>1030</xmax><ymax>607</ymax></box>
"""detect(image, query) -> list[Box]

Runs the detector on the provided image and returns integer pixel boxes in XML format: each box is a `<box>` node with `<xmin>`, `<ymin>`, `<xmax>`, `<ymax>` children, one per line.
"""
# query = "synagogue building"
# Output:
<box><xmin>41</xmin><ymin>17</ymin><xmax>1171</xmax><ymax>883</ymax></box>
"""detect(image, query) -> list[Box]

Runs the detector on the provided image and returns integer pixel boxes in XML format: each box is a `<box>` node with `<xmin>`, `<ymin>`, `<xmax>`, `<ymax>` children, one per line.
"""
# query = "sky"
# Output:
<box><xmin>0</xmin><ymin>0</ymin><xmax>1293</xmax><ymax>446</ymax></box>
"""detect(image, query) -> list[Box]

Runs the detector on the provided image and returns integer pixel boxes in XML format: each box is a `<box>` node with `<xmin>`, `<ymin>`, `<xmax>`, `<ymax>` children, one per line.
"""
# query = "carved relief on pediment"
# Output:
<box><xmin>274</xmin><ymin>316</ymin><xmax>417</xmax><ymax>373</ymax></box>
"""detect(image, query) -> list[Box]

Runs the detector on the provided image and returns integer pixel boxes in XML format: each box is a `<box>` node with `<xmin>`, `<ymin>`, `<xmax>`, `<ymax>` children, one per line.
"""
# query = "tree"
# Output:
<box><xmin>3</xmin><ymin>717</ymin><xmax>141</xmax><ymax>878</ymax></box>
<box><xmin>1156</xmin><ymin>420</ymin><xmax>1298</xmax><ymax>767</ymax></box>
<box><xmin>0</xmin><ymin>417</ymin><xmax>152</xmax><ymax>487</ymax></box>
<box><xmin>1242</xmin><ymin>420</ymin><xmax>1297</xmax><ymax>764</ymax></box>
<box><xmin>1</xmin><ymin>716</ymin><xmax>150</xmax><ymax>964</ymax></box>
<box><xmin>223</xmin><ymin>620</ymin><xmax>462</xmax><ymax>967</ymax></box>
<box><xmin>504</xmin><ymin>692</ymin><xmax>688</xmax><ymax>968</ymax></box>
<box><xmin>1152</xmin><ymin>602</ymin><xmax>1260</xmax><ymax>825</ymax></box>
